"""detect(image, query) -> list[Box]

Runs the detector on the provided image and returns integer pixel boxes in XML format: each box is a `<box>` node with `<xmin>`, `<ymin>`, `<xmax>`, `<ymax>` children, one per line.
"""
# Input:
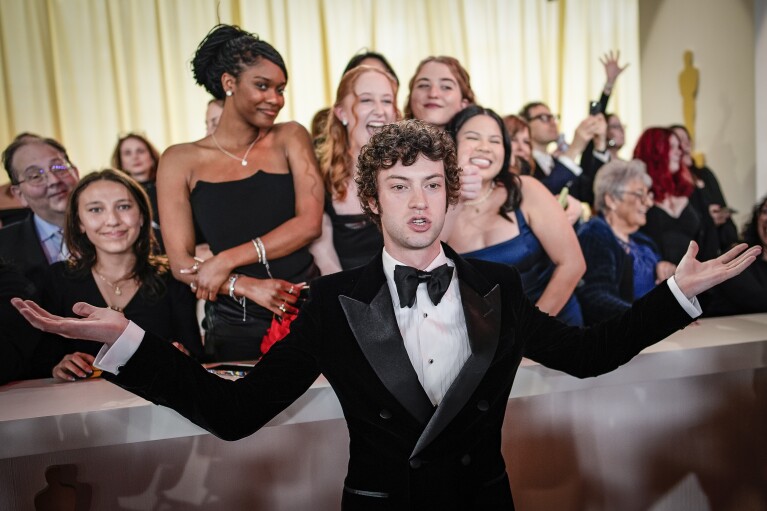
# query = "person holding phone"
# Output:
<box><xmin>11</xmin><ymin>120</ymin><xmax>761</xmax><ymax>510</ymax></box>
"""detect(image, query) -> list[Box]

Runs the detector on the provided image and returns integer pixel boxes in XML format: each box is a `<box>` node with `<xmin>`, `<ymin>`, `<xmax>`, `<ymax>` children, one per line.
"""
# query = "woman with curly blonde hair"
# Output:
<box><xmin>310</xmin><ymin>66</ymin><xmax>400</xmax><ymax>273</ymax></box>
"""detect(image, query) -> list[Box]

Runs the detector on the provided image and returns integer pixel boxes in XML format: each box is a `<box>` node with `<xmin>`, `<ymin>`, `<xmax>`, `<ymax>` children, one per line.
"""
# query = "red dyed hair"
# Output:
<box><xmin>633</xmin><ymin>127</ymin><xmax>693</xmax><ymax>202</ymax></box>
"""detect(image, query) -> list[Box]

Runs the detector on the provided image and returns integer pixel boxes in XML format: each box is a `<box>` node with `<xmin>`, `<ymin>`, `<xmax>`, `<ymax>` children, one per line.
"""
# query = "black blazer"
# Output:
<box><xmin>107</xmin><ymin>244</ymin><xmax>693</xmax><ymax>510</ymax></box>
<box><xmin>0</xmin><ymin>215</ymin><xmax>48</xmax><ymax>290</ymax></box>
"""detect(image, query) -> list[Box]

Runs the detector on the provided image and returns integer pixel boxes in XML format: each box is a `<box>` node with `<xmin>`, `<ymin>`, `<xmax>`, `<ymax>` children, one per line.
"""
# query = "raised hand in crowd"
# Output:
<box><xmin>601</xmin><ymin>50</ymin><xmax>629</xmax><ymax>94</ymax></box>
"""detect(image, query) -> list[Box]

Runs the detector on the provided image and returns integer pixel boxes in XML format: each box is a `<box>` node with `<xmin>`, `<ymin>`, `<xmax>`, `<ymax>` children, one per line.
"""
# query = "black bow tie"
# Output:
<box><xmin>393</xmin><ymin>263</ymin><xmax>454</xmax><ymax>308</ymax></box>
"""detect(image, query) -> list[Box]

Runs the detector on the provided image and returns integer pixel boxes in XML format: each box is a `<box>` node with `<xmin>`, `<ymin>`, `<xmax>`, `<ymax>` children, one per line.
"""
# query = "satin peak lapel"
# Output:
<box><xmin>339</xmin><ymin>286</ymin><xmax>435</xmax><ymax>425</ymax></box>
<box><xmin>411</xmin><ymin>281</ymin><xmax>501</xmax><ymax>458</ymax></box>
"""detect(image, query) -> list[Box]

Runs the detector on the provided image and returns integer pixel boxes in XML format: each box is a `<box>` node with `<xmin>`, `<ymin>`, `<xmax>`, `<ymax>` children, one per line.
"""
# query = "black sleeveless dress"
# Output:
<box><xmin>191</xmin><ymin>171</ymin><xmax>317</xmax><ymax>361</ymax></box>
<box><xmin>325</xmin><ymin>196</ymin><xmax>383</xmax><ymax>270</ymax></box>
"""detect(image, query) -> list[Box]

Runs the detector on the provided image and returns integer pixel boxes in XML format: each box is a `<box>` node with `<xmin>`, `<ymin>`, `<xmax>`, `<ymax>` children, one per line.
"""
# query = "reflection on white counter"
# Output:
<box><xmin>1</xmin><ymin>314</ymin><xmax>765</xmax><ymax>510</ymax></box>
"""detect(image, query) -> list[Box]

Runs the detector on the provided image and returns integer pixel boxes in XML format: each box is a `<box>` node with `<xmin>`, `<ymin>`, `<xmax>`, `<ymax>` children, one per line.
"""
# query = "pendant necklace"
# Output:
<box><xmin>211</xmin><ymin>131</ymin><xmax>260</xmax><ymax>166</ymax></box>
<box><xmin>464</xmin><ymin>182</ymin><xmax>496</xmax><ymax>213</ymax></box>
<box><xmin>94</xmin><ymin>270</ymin><xmax>132</xmax><ymax>296</ymax></box>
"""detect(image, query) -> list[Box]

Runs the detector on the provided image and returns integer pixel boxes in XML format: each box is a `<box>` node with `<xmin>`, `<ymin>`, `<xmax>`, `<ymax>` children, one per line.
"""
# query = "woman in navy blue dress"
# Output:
<box><xmin>444</xmin><ymin>106</ymin><xmax>586</xmax><ymax>325</ymax></box>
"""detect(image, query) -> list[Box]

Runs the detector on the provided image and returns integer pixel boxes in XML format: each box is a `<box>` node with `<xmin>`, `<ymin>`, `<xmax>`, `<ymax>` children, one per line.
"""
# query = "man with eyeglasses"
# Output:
<box><xmin>521</xmin><ymin>101</ymin><xmax>608</xmax><ymax>203</ymax></box>
<box><xmin>0</xmin><ymin>136</ymin><xmax>79</xmax><ymax>290</ymax></box>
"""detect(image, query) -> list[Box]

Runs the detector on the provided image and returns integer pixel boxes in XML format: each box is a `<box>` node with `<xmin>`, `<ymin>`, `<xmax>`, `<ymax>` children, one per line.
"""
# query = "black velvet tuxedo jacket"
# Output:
<box><xmin>0</xmin><ymin>215</ymin><xmax>48</xmax><ymax>291</ymax></box>
<box><xmin>107</xmin><ymin>244</ymin><xmax>693</xmax><ymax>510</ymax></box>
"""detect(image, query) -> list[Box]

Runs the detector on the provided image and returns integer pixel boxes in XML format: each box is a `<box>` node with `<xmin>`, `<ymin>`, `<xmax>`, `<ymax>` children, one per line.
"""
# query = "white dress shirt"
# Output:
<box><xmin>532</xmin><ymin>149</ymin><xmax>583</xmax><ymax>177</ymax></box>
<box><xmin>33</xmin><ymin>214</ymin><xmax>69</xmax><ymax>264</ymax></box>
<box><xmin>382</xmin><ymin>247</ymin><xmax>470</xmax><ymax>406</ymax></box>
<box><xmin>96</xmin><ymin>252</ymin><xmax>703</xmax><ymax>393</ymax></box>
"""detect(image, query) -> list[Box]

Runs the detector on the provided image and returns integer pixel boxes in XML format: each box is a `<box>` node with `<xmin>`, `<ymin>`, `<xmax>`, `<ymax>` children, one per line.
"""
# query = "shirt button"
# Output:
<box><xmin>477</xmin><ymin>400</ymin><xmax>489</xmax><ymax>411</ymax></box>
<box><xmin>428</xmin><ymin>359</ymin><xmax>434</xmax><ymax>364</ymax></box>
<box><xmin>423</xmin><ymin>313</ymin><xmax>428</xmax><ymax>318</ymax></box>
<box><xmin>379</xmin><ymin>409</ymin><xmax>392</xmax><ymax>419</ymax></box>
<box><xmin>410</xmin><ymin>458</ymin><xmax>422</xmax><ymax>469</ymax></box>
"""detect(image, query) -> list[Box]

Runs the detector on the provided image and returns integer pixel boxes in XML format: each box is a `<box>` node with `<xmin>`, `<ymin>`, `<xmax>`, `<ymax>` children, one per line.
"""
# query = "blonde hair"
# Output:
<box><xmin>317</xmin><ymin>66</ymin><xmax>400</xmax><ymax>201</ymax></box>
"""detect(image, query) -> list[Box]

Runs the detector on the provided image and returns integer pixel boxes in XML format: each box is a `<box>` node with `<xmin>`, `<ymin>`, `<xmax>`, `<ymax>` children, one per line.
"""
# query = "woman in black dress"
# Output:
<box><xmin>670</xmin><ymin>124</ymin><xmax>738</xmax><ymax>259</ymax></box>
<box><xmin>157</xmin><ymin>25</ymin><xmax>323</xmax><ymax>361</ymax></box>
<box><xmin>43</xmin><ymin>169</ymin><xmax>202</xmax><ymax>380</ymax></box>
<box><xmin>634</xmin><ymin>127</ymin><xmax>702</xmax><ymax>264</ymax></box>
<box><xmin>705</xmin><ymin>196</ymin><xmax>767</xmax><ymax>315</ymax></box>
<box><xmin>310</xmin><ymin>66</ymin><xmax>398</xmax><ymax>273</ymax></box>
<box><xmin>111</xmin><ymin>132</ymin><xmax>164</xmax><ymax>251</ymax></box>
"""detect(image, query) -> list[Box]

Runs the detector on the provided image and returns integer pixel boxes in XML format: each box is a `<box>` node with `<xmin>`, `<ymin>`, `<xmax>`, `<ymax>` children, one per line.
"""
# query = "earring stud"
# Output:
<box><xmin>225</xmin><ymin>90</ymin><xmax>233</xmax><ymax>97</ymax></box>
<box><xmin>341</xmin><ymin>119</ymin><xmax>348</xmax><ymax>127</ymax></box>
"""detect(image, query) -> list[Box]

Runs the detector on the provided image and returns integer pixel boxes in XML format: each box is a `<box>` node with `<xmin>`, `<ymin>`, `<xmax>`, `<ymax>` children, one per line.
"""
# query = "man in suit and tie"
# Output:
<box><xmin>0</xmin><ymin>136</ymin><xmax>79</xmax><ymax>289</ymax></box>
<box><xmin>13</xmin><ymin>120</ymin><xmax>760</xmax><ymax>510</ymax></box>
<box><xmin>522</xmin><ymin>101</ymin><xmax>608</xmax><ymax>203</ymax></box>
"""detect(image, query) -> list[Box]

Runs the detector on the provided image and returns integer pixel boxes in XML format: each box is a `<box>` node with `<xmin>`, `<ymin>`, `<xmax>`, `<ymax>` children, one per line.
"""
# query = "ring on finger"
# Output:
<box><xmin>279</xmin><ymin>303</ymin><xmax>287</xmax><ymax>313</ymax></box>
<box><xmin>190</xmin><ymin>281</ymin><xmax>197</xmax><ymax>291</ymax></box>
<box><xmin>288</xmin><ymin>285</ymin><xmax>295</xmax><ymax>295</ymax></box>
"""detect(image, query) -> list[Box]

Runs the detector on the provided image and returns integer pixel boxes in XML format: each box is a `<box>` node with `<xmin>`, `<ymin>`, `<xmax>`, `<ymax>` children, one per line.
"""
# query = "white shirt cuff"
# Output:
<box><xmin>94</xmin><ymin>321</ymin><xmax>146</xmax><ymax>374</ymax></box>
<box><xmin>557</xmin><ymin>155</ymin><xmax>583</xmax><ymax>176</ymax></box>
<box><xmin>666</xmin><ymin>276</ymin><xmax>702</xmax><ymax>319</ymax></box>
<box><xmin>593</xmin><ymin>150</ymin><xmax>610</xmax><ymax>163</ymax></box>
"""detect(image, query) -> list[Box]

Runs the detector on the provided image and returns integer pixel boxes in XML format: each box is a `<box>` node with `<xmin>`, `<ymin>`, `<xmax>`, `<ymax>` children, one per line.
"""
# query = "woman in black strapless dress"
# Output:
<box><xmin>310</xmin><ymin>66</ymin><xmax>398</xmax><ymax>273</ymax></box>
<box><xmin>156</xmin><ymin>25</ymin><xmax>323</xmax><ymax>362</ymax></box>
<box><xmin>634</xmin><ymin>127</ymin><xmax>702</xmax><ymax>265</ymax></box>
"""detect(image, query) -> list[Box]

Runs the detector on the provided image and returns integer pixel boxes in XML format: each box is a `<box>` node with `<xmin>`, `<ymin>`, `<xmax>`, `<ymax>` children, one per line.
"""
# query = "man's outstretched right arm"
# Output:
<box><xmin>11</xmin><ymin>298</ymin><xmax>322</xmax><ymax>441</ymax></box>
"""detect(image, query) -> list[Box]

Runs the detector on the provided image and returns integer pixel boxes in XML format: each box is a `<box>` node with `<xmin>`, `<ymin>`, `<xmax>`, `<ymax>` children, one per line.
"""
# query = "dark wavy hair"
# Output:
<box><xmin>633</xmin><ymin>127</ymin><xmax>694</xmax><ymax>202</ymax></box>
<box><xmin>519</xmin><ymin>101</ymin><xmax>547</xmax><ymax>121</ymax></box>
<box><xmin>192</xmin><ymin>24</ymin><xmax>288</xmax><ymax>100</ymax></box>
<box><xmin>446</xmin><ymin>105</ymin><xmax>522</xmax><ymax>221</ymax></box>
<box><xmin>356</xmin><ymin>120</ymin><xmax>461</xmax><ymax>227</ymax></box>
<box><xmin>110</xmin><ymin>133</ymin><xmax>161</xmax><ymax>183</ymax></box>
<box><xmin>64</xmin><ymin>169</ymin><xmax>167</xmax><ymax>300</ymax></box>
<box><xmin>742</xmin><ymin>195</ymin><xmax>767</xmax><ymax>248</ymax></box>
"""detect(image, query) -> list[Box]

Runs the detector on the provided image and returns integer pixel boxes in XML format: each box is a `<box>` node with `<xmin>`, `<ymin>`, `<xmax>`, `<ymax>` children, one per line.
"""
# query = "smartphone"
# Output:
<box><xmin>589</xmin><ymin>100</ymin><xmax>601</xmax><ymax>116</ymax></box>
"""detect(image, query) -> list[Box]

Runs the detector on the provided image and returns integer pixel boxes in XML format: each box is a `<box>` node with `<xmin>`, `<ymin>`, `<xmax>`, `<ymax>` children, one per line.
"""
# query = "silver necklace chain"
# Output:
<box><xmin>211</xmin><ymin>132</ymin><xmax>259</xmax><ymax>166</ymax></box>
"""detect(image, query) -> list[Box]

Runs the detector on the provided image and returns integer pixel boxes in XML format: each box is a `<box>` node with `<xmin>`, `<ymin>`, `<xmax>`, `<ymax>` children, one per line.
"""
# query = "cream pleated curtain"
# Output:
<box><xmin>0</xmin><ymin>0</ymin><xmax>640</xmax><ymax>183</ymax></box>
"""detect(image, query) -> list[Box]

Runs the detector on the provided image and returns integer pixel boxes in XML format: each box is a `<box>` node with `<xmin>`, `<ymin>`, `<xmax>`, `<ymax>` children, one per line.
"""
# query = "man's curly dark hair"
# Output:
<box><xmin>355</xmin><ymin>120</ymin><xmax>461</xmax><ymax>227</ymax></box>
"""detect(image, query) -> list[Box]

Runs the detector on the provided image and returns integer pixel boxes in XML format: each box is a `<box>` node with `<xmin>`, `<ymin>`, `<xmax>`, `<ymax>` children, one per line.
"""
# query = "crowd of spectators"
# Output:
<box><xmin>1</xmin><ymin>24</ymin><xmax>764</xmax><ymax>384</ymax></box>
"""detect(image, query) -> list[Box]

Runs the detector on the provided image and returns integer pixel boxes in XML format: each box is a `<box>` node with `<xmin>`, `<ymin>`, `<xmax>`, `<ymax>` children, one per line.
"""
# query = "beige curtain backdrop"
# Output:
<box><xmin>0</xmin><ymin>0</ymin><xmax>640</xmax><ymax>183</ymax></box>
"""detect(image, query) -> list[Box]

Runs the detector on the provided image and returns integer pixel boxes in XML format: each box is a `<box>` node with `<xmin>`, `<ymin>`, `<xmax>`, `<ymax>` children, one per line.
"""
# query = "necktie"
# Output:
<box><xmin>56</xmin><ymin>229</ymin><xmax>68</xmax><ymax>261</ymax></box>
<box><xmin>393</xmin><ymin>263</ymin><xmax>453</xmax><ymax>308</ymax></box>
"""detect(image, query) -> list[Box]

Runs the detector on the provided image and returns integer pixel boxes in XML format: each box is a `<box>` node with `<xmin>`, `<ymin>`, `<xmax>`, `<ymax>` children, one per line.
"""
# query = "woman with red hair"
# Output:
<box><xmin>633</xmin><ymin>127</ymin><xmax>701</xmax><ymax>264</ymax></box>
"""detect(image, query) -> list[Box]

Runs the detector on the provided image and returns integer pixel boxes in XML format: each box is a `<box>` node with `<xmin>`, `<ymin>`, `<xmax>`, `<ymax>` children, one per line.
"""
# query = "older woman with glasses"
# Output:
<box><xmin>576</xmin><ymin>160</ymin><xmax>676</xmax><ymax>325</ymax></box>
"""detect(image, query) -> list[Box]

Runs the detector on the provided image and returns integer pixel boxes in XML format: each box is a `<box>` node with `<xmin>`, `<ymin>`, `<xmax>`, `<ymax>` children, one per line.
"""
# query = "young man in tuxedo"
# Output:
<box><xmin>14</xmin><ymin>120</ymin><xmax>760</xmax><ymax>510</ymax></box>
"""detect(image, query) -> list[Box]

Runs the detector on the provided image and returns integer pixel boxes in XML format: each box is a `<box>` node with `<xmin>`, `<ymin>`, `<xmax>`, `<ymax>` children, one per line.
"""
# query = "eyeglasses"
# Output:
<box><xmin>619</xmin><ymin>189</ymin><xmax>654</xmax><ymax>202</ymax></box>
<box><xmin>529</xmin><ymin>113</ymin><xmax>560</xmax><ymax>124</ymax></box>
<box><xmin>16</xmin><ymin>162</ymin><xmax>74</xmax><ymax>187</ymax></box>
